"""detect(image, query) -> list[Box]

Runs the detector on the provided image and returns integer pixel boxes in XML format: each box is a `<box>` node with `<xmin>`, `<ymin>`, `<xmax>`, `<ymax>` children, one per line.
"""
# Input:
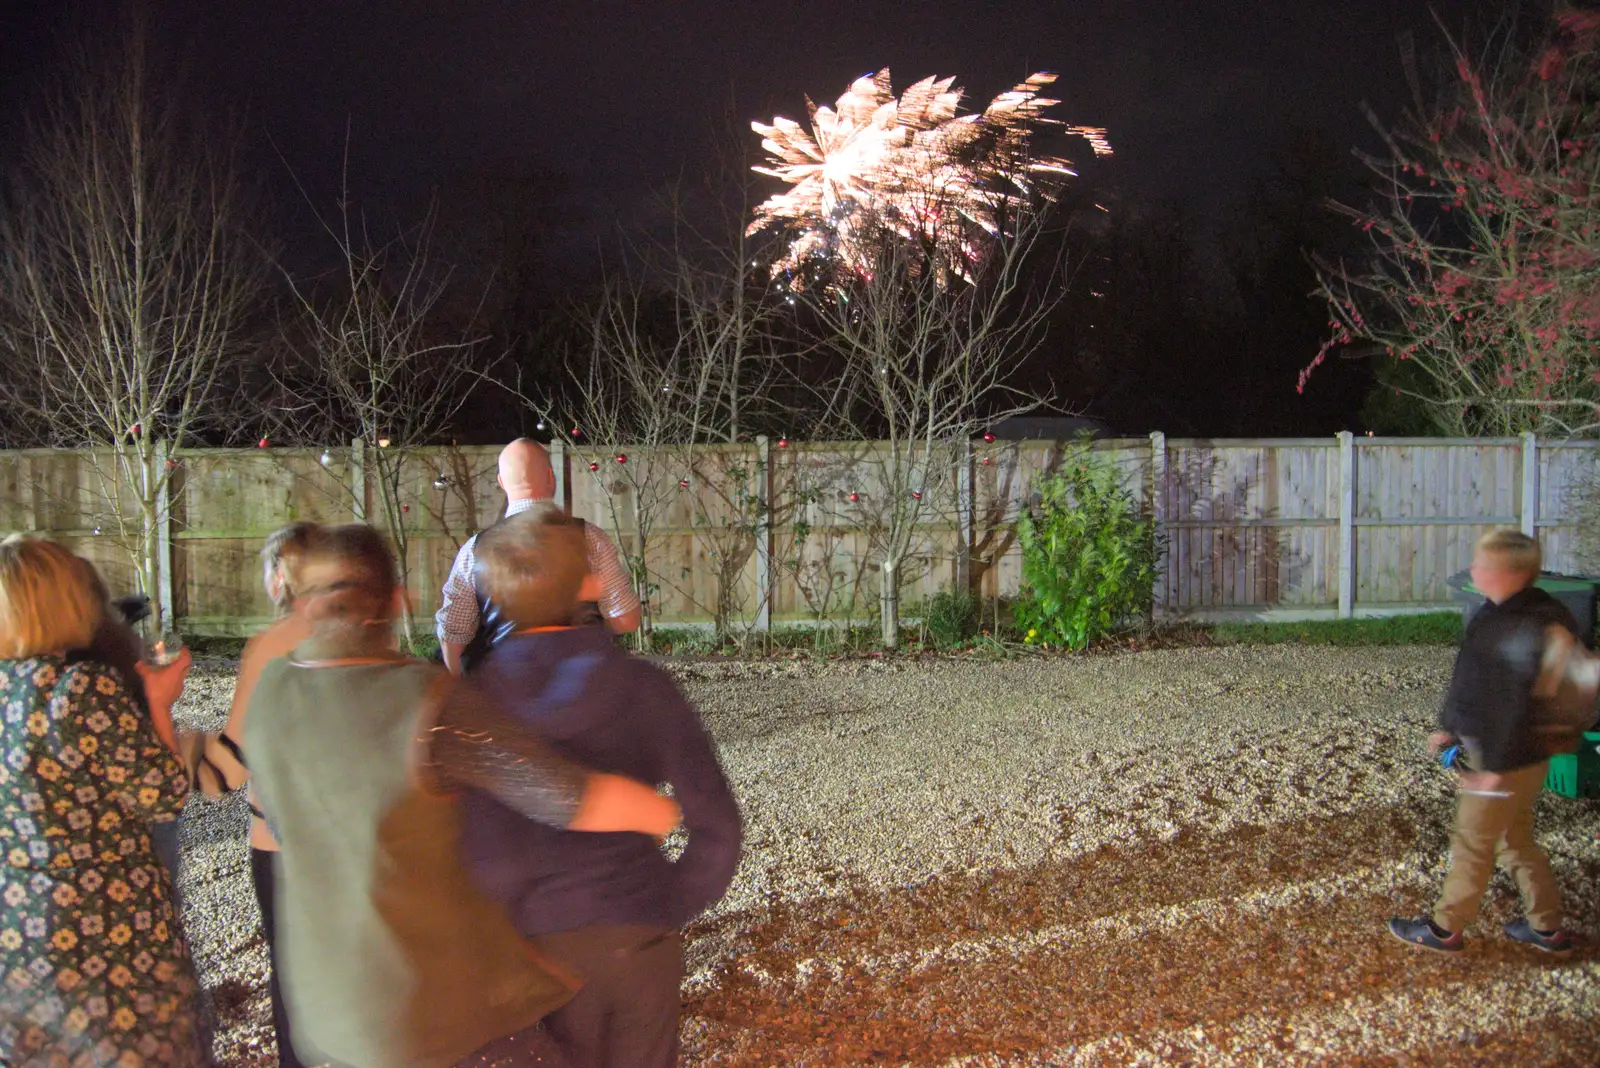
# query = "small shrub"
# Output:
<box><xmin>922</xmin><ymin>586</ymin><xmax>980</xmax><ymax>648</ymax></box>
<box><xmin>1013</xmin><ymin>444</ymin><xmax>1162</xmax><ymax>650</ymax></box>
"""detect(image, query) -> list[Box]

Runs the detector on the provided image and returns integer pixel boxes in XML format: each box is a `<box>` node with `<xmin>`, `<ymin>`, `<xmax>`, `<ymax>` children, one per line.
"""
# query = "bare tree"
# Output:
<box><xmin>0</xmin><ymin>24</ymin><xmax>261</xmax><ymax>617</ymax></box>
<box><xmin>805</xmin><ymin>206</ymin><xmax>1061</xmax><ymax>647</ymax></box>
<box><xmin>271</xmin><ymin>170</ymin><xmax>495</xmax><ymax>650</ymax></box>
<box><xmin>550</xmin><ymin>281</ymin><xmax>688</xmax><ymax>651</ymax></box>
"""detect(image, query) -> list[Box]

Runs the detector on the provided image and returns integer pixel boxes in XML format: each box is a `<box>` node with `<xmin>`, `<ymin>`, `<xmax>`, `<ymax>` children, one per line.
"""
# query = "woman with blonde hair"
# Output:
<box><xmin>0</xmin><ymin>534</ymin><xmax>205</xmax><ymax>1065</ymax></box>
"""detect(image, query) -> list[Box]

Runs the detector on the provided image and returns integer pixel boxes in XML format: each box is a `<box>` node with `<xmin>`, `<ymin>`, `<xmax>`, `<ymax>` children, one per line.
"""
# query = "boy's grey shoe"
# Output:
<box><xmin>1387</xmin><ymin>916</ymin><xmax>1464</xmax><ymax>953</ymax></box>
<box><xmin>1503</xmin><ymin>917</ymin><xmax>1575</xmax><ymax>954</ymax></box>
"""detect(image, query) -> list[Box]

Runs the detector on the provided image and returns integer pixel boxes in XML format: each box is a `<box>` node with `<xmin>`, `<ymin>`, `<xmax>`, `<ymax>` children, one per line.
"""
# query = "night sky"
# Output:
<box><xmin>0</xmin><ymin>0</ymin><xmax>1538</xmax><ymax>435</ymax></box>
<box><xmin>3</xmin><ymin>0</ymin><xmax>1505</xmax><ymax>245</ymax></box>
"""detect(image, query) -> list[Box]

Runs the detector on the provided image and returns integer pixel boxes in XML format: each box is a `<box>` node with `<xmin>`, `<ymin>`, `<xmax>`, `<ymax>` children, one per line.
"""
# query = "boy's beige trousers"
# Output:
<box><xmin>1433</xmin><ymin>760</ymin><xmax>1563</xmax><ymax>935</ymax></box>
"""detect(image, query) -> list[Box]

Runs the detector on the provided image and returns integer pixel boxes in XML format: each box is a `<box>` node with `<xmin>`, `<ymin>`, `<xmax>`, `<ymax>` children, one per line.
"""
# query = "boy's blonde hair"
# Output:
<box><xmin>0</xmin><ymin>534</ymin><xmax>103</xmax><ymax>658</ymax></box>
<box><xmin>1475</xmin><ymin>529</ymin><xmax>1542</xmax><ymax>575</ymax></box>
<box><xmin>262</xmin><ymin>522</ymin><xmax>324</xmax><ymax>613</ymax></box>
<box><xmin>472</xmin><ymin>506</ymin><xmax>589</xmax><ymax>631</ymax></box>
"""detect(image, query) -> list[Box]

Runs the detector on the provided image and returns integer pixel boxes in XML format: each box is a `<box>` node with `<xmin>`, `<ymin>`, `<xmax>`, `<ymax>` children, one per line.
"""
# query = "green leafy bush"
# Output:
<box><xmin>922</xmin><ymin>585</ymin><xmax>980</xmax><ymax>648</ymax></box>
<box><xmin>1013</xmin><ymin>446</ymin><xmax>1162</xmax><ymax>650</ymax></box>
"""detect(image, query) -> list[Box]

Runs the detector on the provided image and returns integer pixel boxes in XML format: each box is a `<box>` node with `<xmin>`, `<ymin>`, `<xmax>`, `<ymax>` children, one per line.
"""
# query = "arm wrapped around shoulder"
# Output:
<box><xmin>417</xmin><ymin>673</ymin><xmax>684</xmax><ymax>838</ymax></box>
<box><xmin>420</xmin><ymin>675</ymin><xmax>589</xmax><ymax>827</ymax></box>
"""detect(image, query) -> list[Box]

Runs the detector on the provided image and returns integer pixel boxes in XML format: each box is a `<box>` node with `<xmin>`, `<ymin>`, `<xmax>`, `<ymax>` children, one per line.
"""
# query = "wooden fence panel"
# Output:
<box><xmin>1537</xmin><ymin>443</ymin><xmax>1600</xmax><ymax>576</ymax></box>
<box><xmin>4</xmin><ymin>437</ymin><xmax>1598</xmax><ymax>632</ymax></box>
<box><xmin>1352</xmin><ymin>441</ymin><xmax>1519</xmax><ymax>604</ymax></box>
<box><xmin>1161</xmin><ymin>441</ymin><xmax>1337</xmax><ymax>611</ymax></box>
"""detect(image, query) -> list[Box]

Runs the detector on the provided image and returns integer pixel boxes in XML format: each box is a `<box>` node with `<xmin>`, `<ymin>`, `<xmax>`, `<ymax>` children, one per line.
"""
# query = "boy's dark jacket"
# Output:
<box><xmin>1442</xmin><ymin>586</ymin><xmax>1582</xmax><ymax>772</ymax></box>
<box><xmin>460</xmin><ymin>626</ymin><xmax>742</xmax><ymax>935</ymax></box>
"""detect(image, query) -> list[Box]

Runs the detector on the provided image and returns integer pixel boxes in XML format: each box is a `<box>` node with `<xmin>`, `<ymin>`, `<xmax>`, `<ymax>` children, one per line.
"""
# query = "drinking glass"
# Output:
<box><xmin>142</xmin><ymin>631</ymin><xmax>185</xmax><ymax>667</ymax></box>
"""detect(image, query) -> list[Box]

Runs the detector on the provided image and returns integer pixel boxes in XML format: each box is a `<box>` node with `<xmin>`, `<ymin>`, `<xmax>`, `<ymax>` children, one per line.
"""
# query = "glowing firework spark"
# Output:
<box><xmin>749</xmin><ymin>70</ymin><xmax>1110</xmax><ymax>286</ymax></box>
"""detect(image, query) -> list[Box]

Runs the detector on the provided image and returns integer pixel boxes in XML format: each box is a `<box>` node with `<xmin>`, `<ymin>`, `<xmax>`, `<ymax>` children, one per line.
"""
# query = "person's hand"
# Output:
<box><xmin>1427</xmin><ymin>731</ymin><xmax>1454</xmax><ymax>757</ymax></box>
<box><xmin>569</xmin><ymin>774</ymin><xmax>683</xmax><ymax>839</ymax></box>
<box><xmin>136</xmin><ymin>647</ymin><xmax>193</xmax><ymax>713</ymax></box>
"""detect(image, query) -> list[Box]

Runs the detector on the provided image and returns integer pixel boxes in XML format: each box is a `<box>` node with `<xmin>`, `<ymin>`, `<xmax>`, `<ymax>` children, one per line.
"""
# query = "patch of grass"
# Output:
<box><xmin>1210</xmin><ymin>612</ymin><xmax>1462</xmax><ymax>647</ymax></box>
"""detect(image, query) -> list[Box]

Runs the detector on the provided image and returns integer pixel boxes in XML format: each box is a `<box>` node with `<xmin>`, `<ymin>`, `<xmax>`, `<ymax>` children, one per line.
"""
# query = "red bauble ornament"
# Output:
<box><xmin>588</xmin><ymin>461</ymin><xmax>600</xmax><ymax>472</ymax></box>
<box><xmin>131</xmin><ymin>424</ymin><xmax>141</xmax><ymax>437</ymax></box>
<box><xmin>981</xmin><ymin>457</ymin><xmax>992</xmax><ymax>466</ymax></box>
<box><xmin>402</xmin><ymin>505</ymin><xmax>410</xmax><ymax>513</ymax></box>
<box><xmin>570</xmin><ymin>427</ymin><xmax>582</xmax><ymax>438</ymax></box>
<box><xmin>912</xmin><ymin>490</ymin><xmax>923</xmax><ymax>500</ymax></box>
<box><xmin>848</xmin><ymin>492</ymin><xmax>860</xmax><ymax>503</ymax></box>
<box><xmin>257</xmin><ymin>437</ymin><xmax>269</xmax><ymax>448</ymax></box>
<box><xmin>777</xmin><ymin>437</ymin><xmax>789</xmax><ymax>449</ymax></box>
<box><xmin>165</xmin><ymin>459</ymin><xmax>177</xmax><ymax>468</ymax></box>
<box><xmin>615</xmin><ymin>454</ymin><xmax>628</xmax><ymax>465</ymax></box>
<box><xmin>983</xmin><ymin>432</ymin><xmax>996</xmax><ymax>442</ymax></box>
<box><xmin>679</xmin><ymin>478</ymin><xmax>690</xmax><ymax>488</ymax></box>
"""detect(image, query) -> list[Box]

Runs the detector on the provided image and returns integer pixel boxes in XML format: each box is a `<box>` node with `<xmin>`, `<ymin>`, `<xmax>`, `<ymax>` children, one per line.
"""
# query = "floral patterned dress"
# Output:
<box><xmin>0</xmin><ymin>656</ymin><xmax>204</xmax><ymax>1067</ymax></box>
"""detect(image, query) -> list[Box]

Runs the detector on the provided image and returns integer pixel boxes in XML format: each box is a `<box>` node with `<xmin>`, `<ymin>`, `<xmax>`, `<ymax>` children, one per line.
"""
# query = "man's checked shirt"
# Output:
<box><xmin>435</xmin><ymin>497</ymin><xmax>639</xmax><ymax>645</ymax></box>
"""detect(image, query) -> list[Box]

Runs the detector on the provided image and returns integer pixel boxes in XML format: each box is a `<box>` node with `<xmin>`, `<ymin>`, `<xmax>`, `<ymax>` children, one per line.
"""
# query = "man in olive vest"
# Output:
<box><xmin>436</xmin><ymin>439</ymin><xmax>640</xmax><ymax>674</ymax></box>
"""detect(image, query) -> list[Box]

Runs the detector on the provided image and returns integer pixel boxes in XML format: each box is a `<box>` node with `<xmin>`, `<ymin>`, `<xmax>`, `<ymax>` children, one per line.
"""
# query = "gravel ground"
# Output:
<box><xmin>170</xmin><ymin>646</ymin><xmax>1600</xmax><ymax>1066</ymax></box>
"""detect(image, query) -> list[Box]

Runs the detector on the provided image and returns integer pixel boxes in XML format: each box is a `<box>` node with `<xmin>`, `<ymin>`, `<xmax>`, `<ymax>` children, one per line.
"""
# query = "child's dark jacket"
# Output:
<box><xmin>1442</xmin><ymin>586</ymin><xmax>1581</xmax><ymax>772</ymax></box>
<box><xmin>460</xmin><ymin>626</ymin><xmax>742</xmax><ymax>935</ymax></box>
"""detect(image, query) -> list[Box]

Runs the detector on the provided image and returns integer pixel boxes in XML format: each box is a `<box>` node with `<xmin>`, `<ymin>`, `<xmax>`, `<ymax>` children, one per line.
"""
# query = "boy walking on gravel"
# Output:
<box><xmin>460</xmin><ymin>508</ymin><xmax>743</xmax><ymax>1068</ymax></box>
<box><xmin>1388</xmin><ymin>530</ymin><xmax>1585</xmax><ymax>954</ymax></box>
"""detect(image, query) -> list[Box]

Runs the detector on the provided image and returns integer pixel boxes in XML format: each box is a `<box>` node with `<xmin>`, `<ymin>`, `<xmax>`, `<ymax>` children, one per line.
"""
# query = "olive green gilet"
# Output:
<box><xmin>243</xmin><ymin>650</ymin><xmax>576</xmax><ymax>1068</ymax></box>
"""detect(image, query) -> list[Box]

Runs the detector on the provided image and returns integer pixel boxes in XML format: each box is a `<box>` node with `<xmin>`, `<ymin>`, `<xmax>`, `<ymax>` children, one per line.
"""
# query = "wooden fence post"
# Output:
<box><xmin>551</xmin><ymin>437</ymin><xmax>567</xmax><ymax>511</ymax></box>
<box><xmin>755</xmin><ymin>435</ymin><xmax>772</xmax><ymax>632</ymax></box>
<box><xmin>155</xmin><ymin>440</ymin><xmax>174</xmax><ymax>632</ymax></box>
<box><xmin>351</xmin><ymin>439</ymin><xmax>367</xmax><ymax>521</ymax></box>
<box><xmin>1520</xmin><ymin>431</ymin><xmax>1539</xmax><ymax>537</ymax></box>
<box><xmin>1338</xmin><ymin>431</ymin><xmax>1355</xmax><ymax>618</ymax></box>
<box><xmin>1150</xmin><ymin>431</ymin><xmax>1166</xmax><ymax>617</ymax></box>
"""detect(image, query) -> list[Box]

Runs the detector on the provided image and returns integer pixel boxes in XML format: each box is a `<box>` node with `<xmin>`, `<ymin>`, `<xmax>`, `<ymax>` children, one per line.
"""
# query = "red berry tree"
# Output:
<box><xmin>1304</xmin><ymin>10</ymin><xmax>1600</xmax><ymax>438</ymax></box>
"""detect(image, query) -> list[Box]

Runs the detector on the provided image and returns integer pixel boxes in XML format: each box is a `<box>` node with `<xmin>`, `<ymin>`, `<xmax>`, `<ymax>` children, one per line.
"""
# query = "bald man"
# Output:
<box><xmin>436</xmin><ymin>438</ymin><xmax>642</xmax><ymax>674</ymax></box>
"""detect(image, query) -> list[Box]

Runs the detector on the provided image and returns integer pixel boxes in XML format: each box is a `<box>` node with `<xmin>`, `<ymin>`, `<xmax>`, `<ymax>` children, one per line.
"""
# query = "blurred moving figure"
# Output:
<box><xmin>0</xmin><ymin>535</ymin><xmax>205</xmax><ymax>1065</ymax></box>
<box><xmin>243</xmin><ymin>524</ymin><xmax>680</xmax><ymax>1068</ymax></box>
<box><xmin>198</xmin><ymin>522</ymin><xmax>323</xmax><ymax>1068</ymax></box>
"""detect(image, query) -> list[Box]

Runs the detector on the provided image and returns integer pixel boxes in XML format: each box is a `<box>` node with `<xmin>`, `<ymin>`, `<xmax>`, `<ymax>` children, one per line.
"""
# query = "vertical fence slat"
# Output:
<box><xmin>1338</xmin><ymin>431</ymin><xmax>1355</xmax><ymax>618</ymax></box>
<box><xmin>1149</xmin><ymin>432</ymin><xmax>1166</xmax><ymax>614</ymax></box>
<box><xmin>156</xmin><ymin>441</ymin><xmax>174</xmax><ymax>632</ymax></box>
<box><xmin>1520</xmin><ymin>431</ymin><xmax>1539</xmax><ymax>537</ymax></box>
<box><xmin>551</xmin><ymin>437</ymin><xmax>567</xmax><ymax>511</ymax></box>
<box><xmin>351</xmin><ymin>439</ymin><xmax>367</xmax><ymax>521</ymax></box>
<box><xmin>755</xmin><ymin>434</ymin><xmax>772</xmax><ymax>633</ymax></box>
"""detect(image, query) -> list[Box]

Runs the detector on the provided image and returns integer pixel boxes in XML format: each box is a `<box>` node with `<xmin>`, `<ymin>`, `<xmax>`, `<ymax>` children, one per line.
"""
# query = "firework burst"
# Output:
<box><xmin>749</xmin><ymin>69</ymin><xmax>1110</xmax><ymax>286</ymax></box>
